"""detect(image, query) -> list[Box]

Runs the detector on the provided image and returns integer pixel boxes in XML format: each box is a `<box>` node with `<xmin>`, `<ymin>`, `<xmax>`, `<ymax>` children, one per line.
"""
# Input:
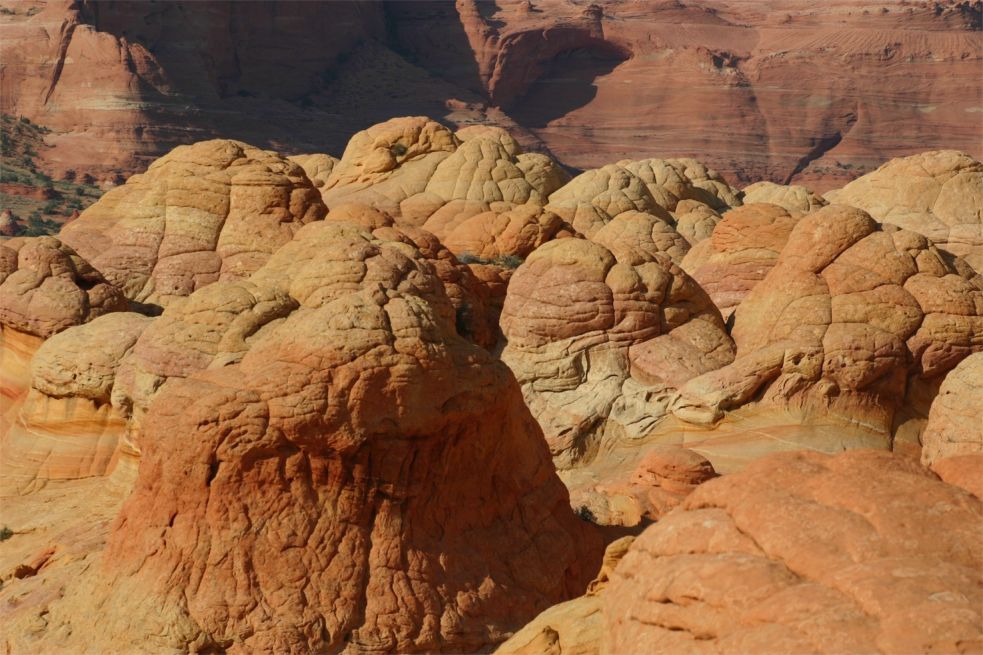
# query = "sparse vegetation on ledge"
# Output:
<box><xmin>0</xmin><ymin>114</ymin><xmax>103</xmax><ymax>237</ymax></box>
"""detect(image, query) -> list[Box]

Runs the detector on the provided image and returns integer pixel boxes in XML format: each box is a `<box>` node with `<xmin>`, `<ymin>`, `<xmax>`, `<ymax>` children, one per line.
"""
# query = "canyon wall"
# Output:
<box><xmin>2</xmin><ymin>0</ymin><xmax>980</xmax><ymax>189</ymax></box>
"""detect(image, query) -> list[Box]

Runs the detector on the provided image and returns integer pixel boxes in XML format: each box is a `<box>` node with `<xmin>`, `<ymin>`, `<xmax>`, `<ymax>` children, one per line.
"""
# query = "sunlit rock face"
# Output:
<box><xmin>59</xmin><ymin>139</ymin><xmax>327</xmax><ymax>309</ymax></box>
<box><xmin>673</xmin><ymin>205</ymin><xmax>983</xmax><ymax>444</ymax></box>
<box><xmin>501</xmin><ymin>234</ymin><xmax>735</xmax><ymax>469</ymax></box>
<box><xmin>825</xmin><ymin>150</ymin><xmax>983</xmax><ymax>271</ymax></box>
<box><xmin>0</xmin><ymin>217</ymin><xmax>601</xmax><ymax>654</ymax></box>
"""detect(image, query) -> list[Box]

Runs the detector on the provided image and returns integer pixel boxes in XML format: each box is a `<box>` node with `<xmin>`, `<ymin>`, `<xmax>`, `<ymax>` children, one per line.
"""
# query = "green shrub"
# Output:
<box><xmin>0</xmin><ymin>526</ymin><xmax>13</xmax><ymax>541</ymax></box>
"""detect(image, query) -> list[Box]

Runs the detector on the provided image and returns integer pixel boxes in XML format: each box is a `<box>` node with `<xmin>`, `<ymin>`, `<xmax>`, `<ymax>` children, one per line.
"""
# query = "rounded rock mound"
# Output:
<box><xmin>59</xmin><ymin>139</ymin><xmax>327</xmax><ymax>308</ymax></box>
<box><xmin>921</xmin><ymin>352</ymin><xmax>983</xmax><ymax>466</ymax></box>
<box><xmin>681</xmin><ymin>203</ymin><xmax>800</xmax><ymax>320</ymax></box>
<box><xmin>674</xmin><ymin>205</ymin><xmax>983</xmax><ymax>447</ymax></box>
<box><xmin>24</xmin><ymin>219</ymin><xmax>601</xmax><ymax>654</ymax></box>
<box><xmin>741</xmin><ymin>180</ymin><xmax>827</xmax><ymax>213</ymax></box>
<box><xmin>824</xmin><ymin>150</ymin><xmax>983</xmax><ymax>270</ymax></box>
<box><xmin>603</xmin><ymin>450</ymin><xmax>983</xmax><ymax>654</ymax></box>
<box><xmin>501</xmin><ymin>235</ymin><xmax>734</xmax><ymax>468</ymax></box>
<box><xmin>0</xmin><ymin>236</ymin><xmax>128</xmax><ymax>338</ymax></box>
<box><xmin>319</xmin><ymin>117</ymin><xmax>568</xmax><ymax>233</ymax></box>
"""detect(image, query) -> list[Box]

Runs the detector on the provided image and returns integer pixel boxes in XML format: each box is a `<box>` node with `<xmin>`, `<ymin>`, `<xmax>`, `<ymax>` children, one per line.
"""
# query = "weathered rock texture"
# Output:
<box><xmin>0</xmin><ymin>236</ymin><xmax>128</xmax><ymax>338</ymax></box>
<box><xmin>319</xmin><ymin>117</ymin><xmax>568</xmax><ymax>238</ymax></box>
<box><xmin>680</xmin><ymin>203</ymin><xmax>800</xmax><ymax>320</ymax></box>
<box><xmin>493</xmin><ymin>536</ymin><xmax>636</xmax><ymax>655</ymax></box>
<box><xmin>3</xmin><ymin>218</ymin><xmax>602</xmax><ymax>654</ymax></box>
<box><xmin>741</xmin><ymin>180</ymin><xmax>827</xmax><ymax>214</ymax></box>
<box><xmin>921</xmin><ymin>352</ymin><xmax>983</xmax><ymax>466</ymax></box>
<box><xmin>825</xmin><ymin>150</ymin><xmax>983</xmax><ymax>271</ymax></box>
<box><xmin>673</xmin><ymin>205</ymin><xmax>983</xmax><ymax>440</ymax></box>
<box><xmin>0</xmin><ymin>313</ymin><xmax>151</xmax><ymax>494</ymax></box>
<box><xmin>544</xmin><ymin>158</ymin><xmax>740</xmax><ymax>247</ymax></box>
<box><xmin>572</xmin><ymin>445</ymin><xmax>718</xmax><ymax>528</ymax></box>
<box><xmin>58</xmin><ymin>139</ymin><xmax>326</xmax><ymax>308</ymax></box>
<box><xmin>502</xmin><ymin>450</ymin><xmax>983</xmax><ymax>655</ymax></box>
<box><xmin>106</xmin><ymin>216</ymin><xmax>499</xmax><ymax>448</ymax></box>
<box><xmin>287</xmin><ymin>153</ymin><xmax>339</xmax><ymax>188</ymax></box>
<box><xmin>501</xmin><ymin>235</ymin><xmax>735</xmax><ymax>468</ymax></box>
<box><xmin>604</xmin><ymin>450</ymin><xmax>983</xmax><ymax>654</ymax></box>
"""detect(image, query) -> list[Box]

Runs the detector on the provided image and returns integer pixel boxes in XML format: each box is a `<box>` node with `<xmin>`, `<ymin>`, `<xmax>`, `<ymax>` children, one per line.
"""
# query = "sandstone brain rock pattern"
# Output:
<box><xmin>741</xmin><ymin>180</ymin><xmax>827</xmax><ymax>214</ymax></box>
<box><xmin>603</xmin><ymin>450</ymin><xmax>983</xmax><ymax>654</ymax></box>
<box><xmin>921</xmin><ymin>352</ymin><xmax>983</xmax><ymax>466</ymax></box>
<box><xmin>319</xmin><ymin>117</ymin><xmax>568</xmax><ymax>234</ymax></box>
<box><xmin>501</xmin><ymin>235</ymin><xmax>735</xmax><ymax>468</ymax></box>
<box><xmin>0</xmin><ymin>236</ymin><xmax>128</xmax><ymax>338</ymax></box>
<box><xmin>673</xmin><ymin>204</ymin><xmax>983</xmax><ymax>440</ymax></box>
<box><xmin>681</xmin><ymin>203</ymin><xmax>801</xmax><ymax>321</ymax></box>
<box><xmin>542</xmin><ymin>158</ymin><xmax>741</xmax><ymax>264</ymax></box>
<box><xmin>825</xmin><ymin>150</ymin><xmax>983</xmax><ymax>271</ymax></box>
<box><xmin>27</xmin><ymin>219</ymin><xmax>600</xmax><ymax>654</ymax></box>
<box><xmin>58</xmin><ymin>139</ymin><xmax>327</xmax><ymax>308</ymax></box>
<box><xmin>5</xmin><ymin>116</ymin><xmax>983</xmax><ymax>655</ymax></box>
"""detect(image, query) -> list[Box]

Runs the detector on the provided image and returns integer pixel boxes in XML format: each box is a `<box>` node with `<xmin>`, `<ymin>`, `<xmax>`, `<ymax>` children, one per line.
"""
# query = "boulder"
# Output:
<box><xmin>674</xmin><ymin>205</ymin><xmax>983</xmax><ymax>443</ymax></box>
<box><xmin>572</xmin><ymin>445</ymin><xmax>718</xmax><ymax>527</ymax></box>
<box><xmin>742</xmin><ymin>180</ymin><xmax>827</xmax><ymax>213</ymax></box>
<box><xmin>921</xmin><ymin>352</ymin><xmax>983</xmax><ymax>466</ymax></box>
<box><xmin>0</xmin><ymin>236</ymin><xmax>128</xmax><ymax>338</ymax></box>
<box><xmin>32</xmin><ymin>217</ymin><xmax>602</xmax><ymax>655</ymax></box>
<box><xmin>824</xmin><ymin>150</ymin><xmax>983</xmax><ymax>270</ymax></box>
<box><xmin>680</xmin><ymin>203</ymin><xmax>800</xmax><ymax>320</ymax></box>
<box><xmin>0</xmin><ymin>313</ymin><xmax>153</xmax><ymax>494</ymax></box>
<box><xmin>287</xmin><ymin>153</ymin><xmax>339</xmax><ymax>188</ymax></box>
<box><xmin>321</xmin><ymin>117</ymin><xmax>566</xmax><ymax>229</ymax></box>
<box><xmin>501</xmin><ymin>236</ymin><xmax>734</xmax><ymax>468</ymax></box>
<box><xmin>112</xmin><ymin>219</ymin><xmax>501</xmax><ymax>438</ymax></box>
<box><xmin>619</xmin><ymin>158</ymin><xmax>742</xmax><ymax>212</ymax></box>
<box><xmin>428</xmin><ymin>203</ymin><xmax>564</xmax><ymax>262</ymax></box>
<box><xmin>671</xmin><ymin>200</ymin><xmax>722</xmax><ymax>247</ymax></box>
<box><xmin>604</xmin><ymin>450</ymin><xmax>983</xmax><ymax>654</ymax></box>
<box><xmin>59</xmin><ymin>139</ymin><xmax>326</xmax><ymax>308</ymax></box>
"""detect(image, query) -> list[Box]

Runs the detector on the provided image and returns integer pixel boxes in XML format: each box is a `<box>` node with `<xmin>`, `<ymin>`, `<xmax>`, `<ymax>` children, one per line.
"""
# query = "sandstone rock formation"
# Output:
<box><xmin>319</xmin><ymin>116</ymin><xmax>568</xmax><ymax>235</ymax></box>
<box><xmin>106</xmin><ymin>217</ymin><xmax>499</xmax><ymax>444</ymax></box>
<box><xmin>543</xmin><ymin>159</ymin><xmax>738</xmax><ymax>246</ymax></box>
<box><xmin>921</xmin><ymin>352</ymin><xmax>983</xmax><ymax>466</ymax></box>
<box><xmin>620</xmin><ymin>158</ymin><xmax>742</xmax><ymax>212</ymax></box>
<box><xmin>673</xmin><ymin>205</ymin><xmax>983</xmax><ymax>443</ymax></box>
<box><xmin>4</xmin><ymin>2</ymin><xmax>980</xmax><ymax>191</ymax></box>
<box><xmin>501</xmin><ymin>235</ymin><xmax>735</xmax><ymax>468</ymax></box>
<box><xmin>680</xmin><ymin>203</ymin><xmax>801</xmax><ymax>320</ymax></box>
<box><xmin>742</xmin><ymin>180</ymin><xmax>827</xmax><ymax>213</ymax></box>
<box><xmin>435</xmin><ymin>203</ymin><xmax>564</xmax><ymax>262</ymax></box>
<box><xmin>603</xmin><ymin>450</ymin><xmax>983</xmax><ymax>654</ymax></box>
<box><xmin>7</xmin><ymin>217</ymin><xmax>602</xmax><ymax>654</ymax></box>
<box><xmin>58</xmin><ymin>139</ymin><xmax>326</xmax><ymax>309</ymax></box>
<box><xmin>459</xmin><ymin>0</ymin><xmax>983</xmax><ymax>188</ymax></box>
<box><xmin>0</xmin><ymin>236</ymin><xmax>128</xmax><ymax>338</ymax></box>
<box><xmin>31</xmin><ymin>312</ymin><xmax>152</xmax><ymax>405</ymax></box>
<box><xmin>670</xmin><ymin>200</ymin><xmax>722</xmax><ymax>247</ymax></box>
<box><xmin>0</xmin><ymin>312</ymin><xmax>152</xmax><ymax>494</ymax></box>
<box><xmin>502</xmin><ymin>450</ymin><xmax>983</xmax><ymax>655</ymax></box>
<box><xmin>287</xmin><ymin>153</ymin><xmax>339</xmax><ymax>188</ymax></box>
<box><xmin>931</xmin><ymin>454</ymin><xmax>983</xmax><ymax>500</ymax></box>
<box><xmin>825</xmin><ymin>150</ymin><xmax>983</xmax><ymax>270</ymax></box>
<box><xmin>572</xmin><ymin>445</ymin><xmax>717</xmax><ymax>528</ymax></box>
<box><xmin>494</xmin><ymin>536</ymin><xmax>636</xmax><ymax>655</ymax></box>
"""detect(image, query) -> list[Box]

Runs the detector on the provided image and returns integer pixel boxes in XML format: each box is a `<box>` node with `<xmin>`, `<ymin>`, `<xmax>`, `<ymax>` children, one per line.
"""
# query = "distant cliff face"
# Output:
<box><xmin>2</xmin><ymin>0</ymin><xmax>980</xmax><ymax>189</ymax></box>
